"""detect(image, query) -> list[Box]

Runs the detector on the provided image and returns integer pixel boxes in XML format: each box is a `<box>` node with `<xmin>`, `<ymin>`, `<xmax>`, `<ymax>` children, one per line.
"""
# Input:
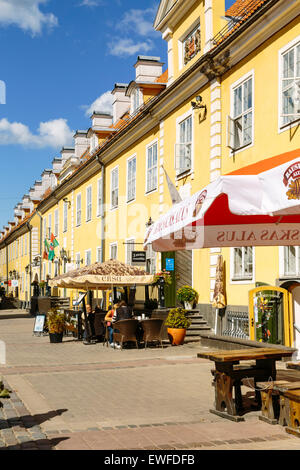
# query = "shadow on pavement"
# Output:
<box><xmin>1</xmin><ymin>409</ymin><xmax>68</xmax><ymax>430</ymax></box>
<box><xmin>2</xmin><ymin>436</ymin><xmax>69</xmax><ymax>450</ymax></box>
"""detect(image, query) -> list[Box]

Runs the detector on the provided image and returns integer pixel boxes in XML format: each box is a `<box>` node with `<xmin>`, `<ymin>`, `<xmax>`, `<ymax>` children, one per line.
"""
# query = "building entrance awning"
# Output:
<box><xmin>144</xmin><ymin>149</ymin><xmax>300</xmax><ymax>251</ymax></box>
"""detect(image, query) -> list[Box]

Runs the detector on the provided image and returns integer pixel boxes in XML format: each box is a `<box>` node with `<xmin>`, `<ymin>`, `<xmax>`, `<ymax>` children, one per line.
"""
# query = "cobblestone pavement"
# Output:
<box><xmin>0</xmin><ymin>310</ymin><xmax>300</xmax><ymax>451</ymax></box>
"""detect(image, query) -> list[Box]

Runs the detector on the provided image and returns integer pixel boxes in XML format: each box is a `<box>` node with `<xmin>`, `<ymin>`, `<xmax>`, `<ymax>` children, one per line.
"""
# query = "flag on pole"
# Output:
<box><xmin>43</xmin><ymin>239</ymin><xmax>49</xmax><ymax>260</ymax></box>
<box><xmin>48</xmin><ymin>234</ymin><xmax>59</xmax><ymax>261</ymax></box>
<box><xmin>161</xmin><ymin>165</ymin><xmax>182</xmax><ymax>205</ymax></box>
<box><xmin>50</xmin><ymin>233</ymin><xmax>59</xmax><ymax>247</ymax></box>
<box><xmin>48</xmin><ymin>243</ymin><xmax>55</xmax><ymax>261</ymax></box>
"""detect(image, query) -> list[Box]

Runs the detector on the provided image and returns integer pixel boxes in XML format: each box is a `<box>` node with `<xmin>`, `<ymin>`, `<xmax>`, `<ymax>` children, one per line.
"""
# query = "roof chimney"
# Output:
<box><xmin>135</xmin><ymin>56</ymin><xmax>163</xmax><ymax>83</ymax></box>
<box><xmin>73</xmin><ymin>131</ymin><xmax>89</xmax><ymax>159</ymax></box>
<box><xmin>112</xmin><ymin>84</ymin><xmax>130</xmax><ymax>124</ymax></box>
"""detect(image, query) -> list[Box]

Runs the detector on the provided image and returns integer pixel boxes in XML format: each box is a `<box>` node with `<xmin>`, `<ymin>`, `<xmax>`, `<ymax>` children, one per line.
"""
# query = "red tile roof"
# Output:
<box><xmin>214</xmin><ymin>0</ymin><xmax>268</xmax><ymax>46</ymax></box>
<box><xmin>226</xmin><ymin>0</ymin><xmax>266</xmax><ymax>17</ymax></box>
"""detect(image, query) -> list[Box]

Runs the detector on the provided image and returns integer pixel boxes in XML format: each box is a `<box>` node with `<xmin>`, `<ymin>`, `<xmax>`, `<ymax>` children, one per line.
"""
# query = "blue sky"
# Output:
<box><xmin>0</xmin><ymin>0</ymin><xmax>235</xmax><ymax>229</ymax></box>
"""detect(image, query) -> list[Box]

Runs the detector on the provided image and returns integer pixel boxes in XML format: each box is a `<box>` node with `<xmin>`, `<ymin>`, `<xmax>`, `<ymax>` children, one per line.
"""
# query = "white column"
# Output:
<box><xmin>204</xmin><ymin>0</ymin><xmax>213</xmax><ymax>53</ymax></box>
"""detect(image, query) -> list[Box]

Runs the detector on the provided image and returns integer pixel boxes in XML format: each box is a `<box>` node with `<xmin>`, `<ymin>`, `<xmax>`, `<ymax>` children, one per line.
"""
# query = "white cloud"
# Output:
<box><xmin>116</xmin><ymin>8</ymin><xmax>158</xmax><ymax>37</ymax></box>
<box><xmin>0</xmin><ymin>118</ymin><xmax>74</xmax><ymax>149</ymax></box>
<box><xmin>0</xmin><ymin>0</ymin><xmax>58</xmax><ymax>35</ymax></box>
<box><xmin>83</xmin><ymin>91</ymin><xmax>113</xmax><ymax>117</ymax></box>
<box><xmin>109</xmin><ymin>38</ymin><xmax>154</xmax><ymax>57</ymax></box>
<box><xmin>79</xmin><ymin>0</ymin><xmax>102</xmax><ymax>6</ymax></box>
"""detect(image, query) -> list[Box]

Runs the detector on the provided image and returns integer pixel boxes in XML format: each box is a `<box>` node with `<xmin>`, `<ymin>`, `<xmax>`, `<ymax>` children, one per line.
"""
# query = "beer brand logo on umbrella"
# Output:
<box><xmin>283</xmin><ymin>162</ymin><xmax>300</xmax><ymax>200</ymax></box>
<box><xmin>193</xmin><ymin>190</ymin><xmax>207</xmax><ymax>217</ymax></box>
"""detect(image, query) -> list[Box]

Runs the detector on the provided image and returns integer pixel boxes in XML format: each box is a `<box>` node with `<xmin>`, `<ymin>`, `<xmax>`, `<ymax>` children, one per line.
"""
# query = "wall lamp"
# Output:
<box><xmin>146</xmin><ymin>217</ymin><xmax>154</xmax><ymax>227</ymax></box>
<box><xmin>191</xmin><ymin>95</ymin><xmax>207</xmax><ymax>111</ymax></box>
<box><xmin>63</xmin><ymin>197</ymin><xmax>71</xmax><ymax>208</ymax></box>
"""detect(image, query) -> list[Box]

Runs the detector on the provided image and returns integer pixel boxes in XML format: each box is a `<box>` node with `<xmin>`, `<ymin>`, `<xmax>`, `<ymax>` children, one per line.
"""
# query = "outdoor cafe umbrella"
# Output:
<box><xmin>144</xmin><ymin>150</ymin><xmax>300</xmax><ymax>251</ymax></box>
<box><xmin>48</xmin><ymin>259</ymin><xmax>155</xmax><ymax>290</ymax></box>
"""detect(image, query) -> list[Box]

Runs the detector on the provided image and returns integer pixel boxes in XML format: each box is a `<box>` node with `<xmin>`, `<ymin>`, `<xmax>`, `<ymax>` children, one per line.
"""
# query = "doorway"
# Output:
<box><xmin>249</xmin><ymin>286</ymin><xmax>293</xmax><ymax>347</ymax></box>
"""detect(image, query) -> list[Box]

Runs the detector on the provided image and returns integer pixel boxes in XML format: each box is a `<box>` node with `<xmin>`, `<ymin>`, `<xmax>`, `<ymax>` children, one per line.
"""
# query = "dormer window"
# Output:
<box><xmin>183</xmin><ymin>23</ymin><xmax>201</xmax><ymax>66</ymax></box>
<box><xmin>131</xmin><ymin>88</ymin><xmax>142</xmax><ymax>114</ymax></box>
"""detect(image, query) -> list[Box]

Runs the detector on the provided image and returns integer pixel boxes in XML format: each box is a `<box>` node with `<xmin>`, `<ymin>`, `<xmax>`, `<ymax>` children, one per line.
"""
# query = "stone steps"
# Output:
<box><xmin>186</xmin><ymin>310</ymin><xmax>212</xmax><ymax>338</ymax></box>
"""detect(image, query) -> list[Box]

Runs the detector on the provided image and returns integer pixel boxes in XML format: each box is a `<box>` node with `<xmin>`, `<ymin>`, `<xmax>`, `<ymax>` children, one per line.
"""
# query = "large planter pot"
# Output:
<box><xmin>184</xmin><ymin>301</ymin><xmax>193</xmax><ymax>310</ymax></box>
<box><xmin>49</xmin><ymin>332</ymin><xmax>63</xmax><ymax>343</ymax></box>
<box><xmin>167</xmin><ymin>327</ymin><xmax>186</xmax><ymax>346</ymax></box>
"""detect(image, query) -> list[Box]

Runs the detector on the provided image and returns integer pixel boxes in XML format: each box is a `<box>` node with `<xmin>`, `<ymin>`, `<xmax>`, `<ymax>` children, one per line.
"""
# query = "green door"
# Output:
<box><xmin>161</xmin><ymin>252</ymin><xmax>176</xmax><ymax>308</ymax></box>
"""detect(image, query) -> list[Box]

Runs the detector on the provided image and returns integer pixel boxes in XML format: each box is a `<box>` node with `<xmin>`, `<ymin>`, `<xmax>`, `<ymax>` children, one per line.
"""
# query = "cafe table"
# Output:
<box><xmin>197</xmin><ymin>347</ymin><xmax>294</xmax><ymax>421</ymax></box>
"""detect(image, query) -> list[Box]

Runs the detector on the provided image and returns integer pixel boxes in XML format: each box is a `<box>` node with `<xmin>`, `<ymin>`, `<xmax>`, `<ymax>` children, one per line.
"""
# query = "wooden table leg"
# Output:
<box><xmin>210</xmin><ymin>362</ymin><xmax>244</xmax><ymax>422</ymax></box>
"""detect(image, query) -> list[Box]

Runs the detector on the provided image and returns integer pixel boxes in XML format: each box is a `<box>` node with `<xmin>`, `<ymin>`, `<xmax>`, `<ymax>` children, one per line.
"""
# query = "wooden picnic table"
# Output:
<box><xmin>197</xmin><ymin>347</ymin><xmax>294</xmax><ymax>421</ymax></box>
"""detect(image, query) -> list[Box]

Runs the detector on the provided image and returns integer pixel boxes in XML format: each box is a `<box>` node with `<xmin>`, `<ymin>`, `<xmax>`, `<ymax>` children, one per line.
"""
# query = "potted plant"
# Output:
<box><xmin>46</xmin><ymin>309</ymin><xmax>66</xmax><ymax>343</ymax></box>
<box><xmin>165</xmin><ymin>307</ymin><xmax>191</xmax><ymax>345</ymax></box>
<box><xmin>176</xmin><ymin>286</ymin><xmax>198</xmax><ymax>310</ymax></box>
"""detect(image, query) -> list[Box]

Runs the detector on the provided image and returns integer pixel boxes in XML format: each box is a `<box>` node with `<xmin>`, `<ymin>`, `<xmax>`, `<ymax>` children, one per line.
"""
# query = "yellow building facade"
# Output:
<box><xmin>0</xmin><ymin>0</ymin><xmax>299</xmax><ymax>348</ymax></box>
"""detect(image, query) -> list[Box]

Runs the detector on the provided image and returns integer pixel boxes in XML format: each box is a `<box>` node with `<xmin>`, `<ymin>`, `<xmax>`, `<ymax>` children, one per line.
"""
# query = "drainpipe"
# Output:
<box><xmin>26</xmin><ymin>222</ymin><xmax>32</xmax><ymax>298</ymax></box>
<box><xmin>96</xmin><ymin>156</ymin><xmax>105</xmax><ymax>263</ymax></box>
<box><xmin>35</xmin><ymin>210</ymin><xmax>43</xmax><ymax>282</ymax></box>
<box><xmin>4</xmin><ymin>242</ymin><xmax>8</xmax><ymax>295</ymax></box>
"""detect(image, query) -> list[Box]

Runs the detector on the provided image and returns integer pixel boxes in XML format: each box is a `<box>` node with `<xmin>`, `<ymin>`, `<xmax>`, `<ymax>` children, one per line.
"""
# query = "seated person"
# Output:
<box><xmin>83</xmin><ymin>304</ymin><xmax>95</xmax><ymax>340</ymax></box>
<box><xmin>112</xmin><ymin>300</ymin><xmax>133</xmax><ymax>323</ymax></box>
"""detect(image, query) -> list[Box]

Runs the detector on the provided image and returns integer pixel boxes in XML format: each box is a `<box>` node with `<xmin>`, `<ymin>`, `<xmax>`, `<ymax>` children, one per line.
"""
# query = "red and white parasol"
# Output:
<box><xmin>144</xmin><ymin>150</ymin><xmax>300</xmax><ymax>251</ymax></box>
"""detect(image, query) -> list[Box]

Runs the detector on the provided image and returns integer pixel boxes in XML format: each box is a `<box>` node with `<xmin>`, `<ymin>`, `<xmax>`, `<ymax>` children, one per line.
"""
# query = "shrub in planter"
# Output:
<box><xmin>47</xmin><ymin>309</ymin><xmax>66</xmax><ymax>343</ymax></box>
<box><xmin>176</xmin><ymin>286</ymin><xmax>198</xmax><ymax>309</ymax></box>
<box><xmin>165</xmin><ymin>307</ymin><xmax>191</xmax><ymax>345</ymax></box>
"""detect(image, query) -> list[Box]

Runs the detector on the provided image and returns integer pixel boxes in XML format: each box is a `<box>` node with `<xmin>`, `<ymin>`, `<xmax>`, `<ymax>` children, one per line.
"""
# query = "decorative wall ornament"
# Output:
<box><xmin>200</xmin><ymin>50</ymin><xmax>231</xmax><ymax>81</ymax></box>
<box><xmin>184</xmin><ymin>27</ymin><xmax>201</xmax><ymax>65</ymax></box>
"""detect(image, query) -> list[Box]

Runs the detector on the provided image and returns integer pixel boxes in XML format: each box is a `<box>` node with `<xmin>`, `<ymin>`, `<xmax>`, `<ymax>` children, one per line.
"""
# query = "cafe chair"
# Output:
<box><xmin>140</xmin><ymin>319</ymin><xmax>164</xmax><ymax>349</ymax></box>
<box><xmin>102</xmin><ymin>321</ymin><xmax>110</xmax><ymax>347</ymax></box>
<box><xmin>113</xmin><ymin>319</ymin><xmax>139</xmax><ymax>350</ymax></box>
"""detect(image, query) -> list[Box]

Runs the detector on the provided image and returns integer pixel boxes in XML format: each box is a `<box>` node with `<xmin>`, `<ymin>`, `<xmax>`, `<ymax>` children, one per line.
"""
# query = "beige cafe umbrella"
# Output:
<box><xmin>212</xmin><ymin>255</ymin><xmax>226</xmax><ymax>334</ymax></box>
<box><xmin>49</xmin><ymin>259</ymin><xmax>155</xmax><ymax>290</ymax></box>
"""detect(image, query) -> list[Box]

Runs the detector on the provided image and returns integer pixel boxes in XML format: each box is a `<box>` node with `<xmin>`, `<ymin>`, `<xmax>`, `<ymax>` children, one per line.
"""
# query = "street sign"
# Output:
<box><xmin>165</xmin><ymin>258</ymin><xmax>175</xmax><ymax>271</ymax></box>
<box><xmin>131</xmin><ymin>251</ymin><xmax>146</xmax><ymax>265</ymax></box>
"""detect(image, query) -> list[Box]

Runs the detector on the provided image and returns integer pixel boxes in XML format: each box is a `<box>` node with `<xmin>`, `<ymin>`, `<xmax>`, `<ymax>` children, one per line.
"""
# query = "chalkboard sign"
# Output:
<box><xmin>33</xmin><ymin>314</ymin><xmax>46</xmax><ymax>333</ymax></box>
<box><xmin>131</xmin><ymin>251</ymin><xmax>146</xmax><ymax>265</ymax></box>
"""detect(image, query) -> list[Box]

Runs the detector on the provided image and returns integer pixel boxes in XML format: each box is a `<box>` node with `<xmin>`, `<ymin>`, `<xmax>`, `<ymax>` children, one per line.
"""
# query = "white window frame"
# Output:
<box><xmin>131</xmin><ymin>87</ymin><xmax>142</xmax><ymax>114</ymax></box>
<box><xmin>96</xmin><ymin>246</ymin><xmax>102</xmax><ymax>263</ymax></box>
<box><xmin>86</xmin><ymin>185</ymin><xmax>92</xmax><ymax>222</ymax></box>
<box><xmin>75</xmin><ymin>252</ymin><xmax>81</xmax><ymax>269</ymax></box>
<box><xmin>127</xmin><ymin>154</ymin><xmax>136</xmax><ymax>203</ymax></box>
<box><xmin>228</xmin><ymin>70</ymin><xmax>255</xmax><ymax>155</ymax></box>
<box><xmin>76</xmin><ymin>193</ymin><xmax>82</xmax><ymax>227</ymax></box>
<box><xmin>54</xmin><ymin>209</ymin><xmax>59</xmax><ymax>237</ymax></box>
<box><xmin>230</xmin><ymin>246</ymin><xmax>255</xmax><ymax>284</ymax></box>
<box><xmin>43</xmin><ymin>218</ymin><xmax>47</xmax><ymax>240</ymax></box>
<box><xmin>85</xmin><ymin>249</ymin><xmax>92</xmax><ymax>266</ymax></box>
<box><xmin>278</xmin><ymin>35</ymin><xmax>300</xmax><ymax>132</ymax></box>
<box><xmin>97</xmin><ymin>177</ymin><xmax>102</xmax><ymax>217</ymax></box>
<box><xmin>110</xmin><ymin>242</ymin><xmax>118</xmax><ymax>260</ymax></box>
<box><xmin>48</xmin><ymin>214</ymin><xmax>52</xmax><ymax>239</ymax></box>
<box><xmin>279</xmin><ymin>245</ymin><xmax>300</xmax><ymax>278</ymax></box>
<box><xmin>125</xmin><ymin>238</ymin><xmax>135</xmax><ymax>265</ymax></box>
<box><xmin>146</xmin><ymin>243</ymin><xmax>157</xmax><ymax>274</ymax></box>
<box><xmin>145</xmin><ymin>139</ymin><xmax>158</xmax><ymax>194</ymax></box>
<box><xmin>175</xmin><ymin>109</ymin><xmax>194</xmax><ymax>178</ymax></box>
<box><xmin>63</xmin><ymin>201</ymin><xmax>68</xmax><ymax>233</ymax></box>
<box><xmin>111</xmin><ymin>166</ymin><xmax>119</xmax><ymax>210</ymax></box>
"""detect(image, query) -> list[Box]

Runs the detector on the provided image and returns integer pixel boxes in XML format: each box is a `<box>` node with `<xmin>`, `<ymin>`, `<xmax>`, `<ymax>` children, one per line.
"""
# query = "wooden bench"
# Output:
<box><xmin>272</xmin><ymin>382</ymin><xmax>300</xmax><ymax>432</ymax></box>
<box><xmin>280</xmin><ymin>389</ymin><xmax>300</xmax><ymax>437</ymax></box>
<box><xmin>256</xmin><ymin>380</ymin><xmax>290</xmax><ymax>425</ymax></box>
<box><xmin>286</xmin><ymin>362</ymin><xmax>300</xmax><ymax>371</ymax></box>
<box><xmin>198</xmin><ymin>348</ymin><xmax>294</xmax><ymax>421</ymax></box>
